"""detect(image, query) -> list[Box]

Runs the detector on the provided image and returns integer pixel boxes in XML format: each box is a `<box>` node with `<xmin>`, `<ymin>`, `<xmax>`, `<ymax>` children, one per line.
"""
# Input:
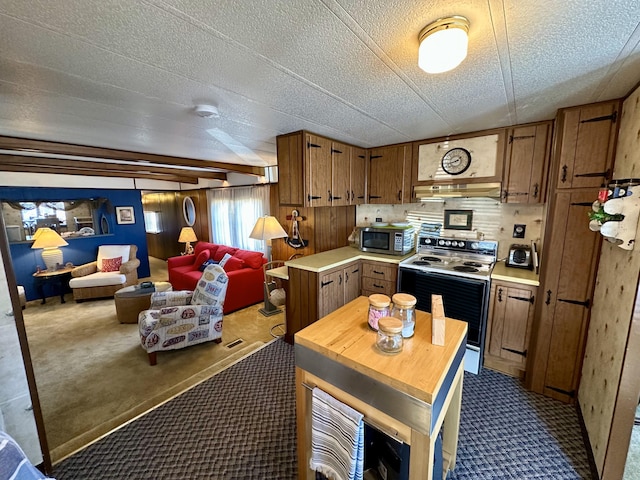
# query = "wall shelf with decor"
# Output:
<box><xmin>588</xmin><ymin>179</ymin><xmax>640</xmax><ymax>250</ymax></box>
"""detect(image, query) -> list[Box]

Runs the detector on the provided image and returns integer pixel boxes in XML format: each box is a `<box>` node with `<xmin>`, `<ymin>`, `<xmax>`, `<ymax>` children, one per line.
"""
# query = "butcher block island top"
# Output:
<box><xmin>295</xmin><ymin>296</ymin><xmax>467</xmax><ymax>404</ymax></box>
<box><xmin>294</xmin><ymin>296</ymin><xmax>468</xmax><ymax>480</ymax></box>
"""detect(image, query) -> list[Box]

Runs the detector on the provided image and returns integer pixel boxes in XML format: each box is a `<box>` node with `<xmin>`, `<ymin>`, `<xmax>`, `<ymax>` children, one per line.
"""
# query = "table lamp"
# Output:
<box><xmin>31</xmin><ymin>227</ymin><xmax>69</xmax><ymax>270</ymax></box>
<box><xmin>178</xmin><ymin>227</ymin><xmax>198</xmax><ymax>255</ymax></box>
<box><xmin>249</xmin><ymin>215</ymin><xmax>287</xmax><ymax>261</ymax></box>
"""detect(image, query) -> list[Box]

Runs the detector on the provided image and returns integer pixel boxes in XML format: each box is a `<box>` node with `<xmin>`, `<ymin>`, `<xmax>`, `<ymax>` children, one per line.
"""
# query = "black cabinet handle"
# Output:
<box><xmin>369</xmin><ymin>195</ymin><xmax>382</xmax><ymax>200</ymax></box>
<box><xmin>533</xmin><ymin>183</ymin><xmax>539</xmax><ymax>198</ymax></box>
<box><xmin>509</xmin><ymin>295</ymin><xmax>535</xmax><ymax>304</ymax></box>
<box><xmin>502</xmin><ymin>347</ymin><xmax>527</xmax><ymax>357</ymax></box>
<box><xmin>331</xmin><ymin>148</ymin><xmax>343</xmax><ymax>154</ymax></box>
<box><xmin>580</xmin><ymin>111</ymin><xmax>617</xmax><ymax>124</ymax></box>
<box><xmin>558</xmin><ymin>298</ymin><xmax>590</xmax><ymax>308</ymax></box>
<box><xmin>308</xmin><ymin>194</ymin><xmax>321</xmax><ymax>202</ymax></box>
<box><xmin>339</xmin><ymin>274</ymin><xmax>343</xmax><ymax>285</ymax></box>
<box><xmin>373</xmin><ymin>283</ymin><xmax>384</xmax><ymax>289</ymax></box>
<box><xmin>561</xmin><ymin>165</ymin><xmax>568</xmax><ymax>183</ymax></box>
<box><xmin>575</xmin><ymin>169</ymin><xmax>610</xmax><ymax>179</ymax></box>
<box><xmin>546</xmin><ymin>290</ymin><xmax>552</xmax><ymax>305</ymax></box>
<box><xmin>321</xmin><ymin>280</ymin><xmax>333</xmax><ymax>287</ymax></box>
<box><xmin>397</xmin><ymin>190</ymin><xmax>402</xmax><ymax>201</ymax></box>
<box><xmin>307</xmin><ymin>142</ymin><xmax>321</xmax><ymax>149</ymax></box>
<box><xmin>372</xmin><ymin>270</ymin><xmax>384</xmax><ymax>275</ymax></box>
<box><xmin>498</xmin><ymin>288</ymin><xmax>503</xmax><ymax>302</ymax></box>
<box><xmin>546</xmin><ymin>385</ymin><xmax>576</xmax><ymax>397</ymax></box>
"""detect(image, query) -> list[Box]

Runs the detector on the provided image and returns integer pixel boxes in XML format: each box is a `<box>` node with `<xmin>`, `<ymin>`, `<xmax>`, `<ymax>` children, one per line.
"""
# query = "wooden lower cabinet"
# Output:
<box><xmin>286</xmin><ymin>260</ymin><xmax>360</xmax><ymax>343</ymax></box>
<box><xmin>361</xmin><ymin>260</ymin><xmax>398</xmax><ymax>297</ymax></box>
<box><xmin>484</xmin><ymin>280</ymin><xmax>537</xmax><ymax>378</ymax></box>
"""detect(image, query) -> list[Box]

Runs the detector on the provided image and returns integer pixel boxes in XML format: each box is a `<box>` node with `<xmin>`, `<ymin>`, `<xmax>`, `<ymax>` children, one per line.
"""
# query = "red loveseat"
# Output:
<box><xmin>167</xmin><ymin>242</ymin><xmax>266</xmax><ymax>314</ymax></box>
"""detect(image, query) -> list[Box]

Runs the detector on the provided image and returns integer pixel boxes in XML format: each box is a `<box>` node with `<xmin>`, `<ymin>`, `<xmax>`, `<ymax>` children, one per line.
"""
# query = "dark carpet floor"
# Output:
<box><xmin>53</xmin><ymin>339</ymin><xmax>592</xmax><ymax>479</ymax></box>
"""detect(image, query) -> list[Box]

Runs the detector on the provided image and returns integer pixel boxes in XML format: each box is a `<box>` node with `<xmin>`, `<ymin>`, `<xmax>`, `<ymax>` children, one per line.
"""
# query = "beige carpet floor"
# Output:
<box><xmin>22</xmin><ymin>257</ymin><xmax>285</xmax><ymax>464</ymax></box>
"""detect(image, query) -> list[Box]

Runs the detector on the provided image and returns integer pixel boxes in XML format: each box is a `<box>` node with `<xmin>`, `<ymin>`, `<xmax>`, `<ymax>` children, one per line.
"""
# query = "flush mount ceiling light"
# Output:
<box><xmin>418</xmin><ymin>16</ymin><xmax>469</xmax><ymax>74</ymax></box>
<box><xmin>194</xmin><ymin>104</ymin><xmax>220</xmax><ymax>118</ymax></box>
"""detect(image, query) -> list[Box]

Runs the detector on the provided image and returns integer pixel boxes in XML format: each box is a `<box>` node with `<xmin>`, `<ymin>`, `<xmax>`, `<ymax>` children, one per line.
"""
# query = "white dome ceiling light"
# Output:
<box><xmin>194</xmin><ymin>104</ymin><xmax>220</xmax><ymax>118</ymax></box>
<box><xmin>418</xmin><ymin>16</ymin><xmax>470</xmax><ymax>74</ymax></box>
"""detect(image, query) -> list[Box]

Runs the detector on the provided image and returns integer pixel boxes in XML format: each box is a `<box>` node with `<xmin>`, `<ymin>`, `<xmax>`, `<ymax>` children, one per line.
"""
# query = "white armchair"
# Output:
<box><xmin>138</xmin><ymin>264</ymin><xmax>228</xmax><ymax>365</ymax></box>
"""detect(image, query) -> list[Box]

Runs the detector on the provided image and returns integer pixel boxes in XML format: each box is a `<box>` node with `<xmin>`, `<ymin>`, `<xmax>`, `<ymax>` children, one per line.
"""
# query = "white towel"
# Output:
<box><xmin>310</xmin><ymin>387</ymin><xmax>364</xmax><ymax>480</ymax></box>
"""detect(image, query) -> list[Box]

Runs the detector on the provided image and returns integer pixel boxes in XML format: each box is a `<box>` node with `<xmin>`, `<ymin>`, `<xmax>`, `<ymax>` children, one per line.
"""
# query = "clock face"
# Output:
<box><xmin>441</xmin><ymin>148</ymin><xmax>471</xmax><ymax>175</ymax></box>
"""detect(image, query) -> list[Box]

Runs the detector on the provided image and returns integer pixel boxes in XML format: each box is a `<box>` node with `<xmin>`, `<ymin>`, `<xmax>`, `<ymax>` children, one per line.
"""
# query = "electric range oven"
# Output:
<box><xmin>398</xmin><ymin>235</ymin><xmax>498</xmax><ymax>374</ymax></box>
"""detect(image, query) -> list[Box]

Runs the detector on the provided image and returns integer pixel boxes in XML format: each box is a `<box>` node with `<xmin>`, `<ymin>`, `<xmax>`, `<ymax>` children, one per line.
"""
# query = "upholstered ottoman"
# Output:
<box><xmin>114</xmin><ymin>282</ymin><xmax>172</xmax><ymax>324</ymax></box>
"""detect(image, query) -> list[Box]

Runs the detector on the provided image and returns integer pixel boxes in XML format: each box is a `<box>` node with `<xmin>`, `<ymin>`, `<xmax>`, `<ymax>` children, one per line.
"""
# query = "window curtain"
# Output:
<box><xmin>207</xmin><ymin>185</ymin><xmax>270</xmax><ymax>253</ymax></box>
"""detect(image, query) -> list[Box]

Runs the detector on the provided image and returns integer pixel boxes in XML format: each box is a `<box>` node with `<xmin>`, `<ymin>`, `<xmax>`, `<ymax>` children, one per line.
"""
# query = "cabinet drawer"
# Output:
<box><xmin>362</xmin><ymin>277</ymin><xmax>395</xmax><ymax>296</ymax></box>
<box><xmin>362</xmin><ymin>263</ymin><xmax>397</xmax><ymax>282</ymax></box>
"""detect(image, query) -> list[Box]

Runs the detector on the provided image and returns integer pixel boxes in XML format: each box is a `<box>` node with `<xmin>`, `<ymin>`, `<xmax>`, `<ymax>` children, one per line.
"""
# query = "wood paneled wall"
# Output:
<box><xmin>270</xmin><ymin>184</ymin><xmax>355</xmax><ymax>261</ymax></box>
<box><xmin>142</xmin><ymin>189</ymin><xmax>209</xmax><ymax>260</ymax></box>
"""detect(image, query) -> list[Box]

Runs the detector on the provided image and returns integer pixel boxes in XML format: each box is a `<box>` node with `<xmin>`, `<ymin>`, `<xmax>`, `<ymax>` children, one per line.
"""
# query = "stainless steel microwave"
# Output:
<box><xmin>359</xmin><ymin>227</ymin><xmax>415</xmax><ymax>256</ymax></box>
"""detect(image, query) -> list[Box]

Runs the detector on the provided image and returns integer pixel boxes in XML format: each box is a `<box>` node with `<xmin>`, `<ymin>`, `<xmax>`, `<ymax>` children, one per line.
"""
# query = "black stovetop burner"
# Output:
<box><xmin>453</xmin><ymin>265</ymin><xmax>479</xmax><ymax>273</ymax></box>
<box><xmin>421</xmin><ymin>256</ymin><xmax>442</xmax><ymax>262</ymax></box>
<box><xmin>463</xmin><ymin>261</ymin><xmax>482</xmax><ymax>268</ymax></box>
<box><xmin>412</xmin><ymin>260</ymin><xmax>431</xmax><ymax>266</ymax></box>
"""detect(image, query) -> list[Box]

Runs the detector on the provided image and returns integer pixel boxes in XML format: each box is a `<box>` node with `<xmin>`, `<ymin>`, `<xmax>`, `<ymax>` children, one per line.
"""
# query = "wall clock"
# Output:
<box><xmin>441</xmin><ymin>147</ymin><xmax>472</xmax><ymax>175</ymax></box>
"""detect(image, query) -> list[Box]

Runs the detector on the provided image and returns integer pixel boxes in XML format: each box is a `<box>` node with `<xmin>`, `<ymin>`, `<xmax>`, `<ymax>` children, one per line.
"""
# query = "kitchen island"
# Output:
<box><xmin>295</xmin><ymin>296</ymin><xmax>468</xmax><ymax>480</ymax></box>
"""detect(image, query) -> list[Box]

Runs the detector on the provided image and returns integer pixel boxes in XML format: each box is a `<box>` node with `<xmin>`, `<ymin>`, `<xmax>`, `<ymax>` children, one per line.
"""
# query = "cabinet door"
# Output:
<box><xmin>343</xmin><ymin>262</ymin><xmax>361</xmax><ymax>304</ymax></box>
<box><xmin>368</xmin><ymin>144</ymin><xmax>411</xmax><ymax>204</ymax></box>
<box><xmin>351</xmin><ymin>147</ymin><xmax>367</xmax><ymax>205</ymax></box>
<box><xmin>277</xmin><ymin>132</ymin><xmax>305</xmax><ymax>206</ymax></box>
<box><xmin>555</xmin><ymin>101</ymin><xmax>620</xmax><ymax>190</ymax></box>
<box><xmin>490</xmin><ymin>284</ymin><xmax>535</xmax><ymax>360</ymax></box>
<box><xmin>305</xmin><ymin>134</ymin><xmax>332</xmax><ymax>207</ymax></box>
<box><xmin>331</xmin><ymin>142</ymin><xmax>350</xmax><ymax>207</ymax></box>
<box><xmin>528</xmin><ymin>189</ymin><xmax>602</xmax><ymax>402</ymax></box>
<box><xmin>318</xmin><ymin>269</ymin><xmax>343</xmax><ymax>319</ymax></box>
<box><xmin>503</xmin><ymin>122</ymin><xmax>552</xmax><ymax>203</ymax></box>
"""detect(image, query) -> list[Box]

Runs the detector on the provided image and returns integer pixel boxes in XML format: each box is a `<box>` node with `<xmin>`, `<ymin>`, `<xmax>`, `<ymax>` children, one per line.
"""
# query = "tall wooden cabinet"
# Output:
<box><xmin>368</xmin><ymin>144</ymin><xmax>412</xmax><ymax>204</ymax></box>
<box><xmin>526</xmin><ymin>99</ymin><xmax>621</xmax><ymax>403</ymax></box>
<box><xmin>502</xmin><ymin>121</ymin><xmax>553</xmax><ymax>203</ymax></box>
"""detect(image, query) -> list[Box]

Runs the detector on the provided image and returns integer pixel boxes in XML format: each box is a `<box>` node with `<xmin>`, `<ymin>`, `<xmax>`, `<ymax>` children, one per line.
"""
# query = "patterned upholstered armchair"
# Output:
<box><xmin>138</xmin><ymin>264</ymin><xmax>228</xmax><ymax>365</ymax></box>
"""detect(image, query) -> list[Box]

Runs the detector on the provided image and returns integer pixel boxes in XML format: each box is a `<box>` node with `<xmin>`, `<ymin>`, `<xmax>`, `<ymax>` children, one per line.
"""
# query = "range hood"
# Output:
<box><xmin>414</xmin><ymin>182</ymin><xmax>502</xmax><ymax>199</ymax></box>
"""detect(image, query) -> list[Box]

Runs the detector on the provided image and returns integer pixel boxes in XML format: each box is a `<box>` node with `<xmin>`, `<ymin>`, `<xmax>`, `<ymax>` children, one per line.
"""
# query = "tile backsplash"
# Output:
<box><xmin>356</xmin><ymin>198</ymin><xmax>546</xmax><ymax>261</ymax></box>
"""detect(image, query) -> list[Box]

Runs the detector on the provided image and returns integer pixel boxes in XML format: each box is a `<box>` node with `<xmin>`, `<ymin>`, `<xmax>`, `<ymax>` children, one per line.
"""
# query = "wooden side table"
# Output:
<box><xmin>32</xmin><ymin>266</ymin><xmax>74</xmax><ymax>304</ymax></box>
<box><xmin>114</xmin><ymin>282</ymin><xmax>172</xmax><ymax>324</ymax></box>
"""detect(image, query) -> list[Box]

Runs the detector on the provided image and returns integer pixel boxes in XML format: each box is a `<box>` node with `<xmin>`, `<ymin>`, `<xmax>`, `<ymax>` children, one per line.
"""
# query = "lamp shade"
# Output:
<box><xmin>249</xmin><ymin>216</ymin><xmax>287</xmax><ymax>241</ymax></box>
<box><xmin>418</xmin><ymin>16</ymin><xmax>469</xmax><ymax>74</ymax></box>
<box><xmin>31</xmin><ymin>228</ymin><xmax>68</xmax><ymax>270</ymax></box>
<box><xmin>178</xmin><ymin>227</ymin><xmax>198</xmax><ymax>243</ymax></box>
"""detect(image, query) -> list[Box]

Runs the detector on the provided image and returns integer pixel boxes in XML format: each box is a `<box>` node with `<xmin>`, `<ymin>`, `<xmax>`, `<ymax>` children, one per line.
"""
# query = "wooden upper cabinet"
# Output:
<box><xmin>351</xmin><ymin>147</ymin><xmax>367</xmax><ymax>205</ymax></box>
<box><xmin>502</xmin><ymin>121</ymin><xmax>552</xmax><ymax>203</ymax></box>
<box><xmin>554</xmin><ymin>100</ymin><xmax>621</xmax><ymax>190</ymax></box>
<box><xmin>368</xmin><ymin>143</ymin><xmax>412</xmax><ymax>204</ymax></box>
<box><xmin>277</xmin><ymin>131</ymin><xmax>367</xmax><ymax>207</ymax></box>
<box><xmin>330</xmin><ymin>141</ymin><xmax>351</xmax><ymax>207</ymax></box>
<box><xmin>277</xmin><ymin>132</ymin><xmax>305</xmax><ymax>206</ymax></box>
<box><xmin>305</xmin><ymin>134</ymin><xmax>333</xmax><ymax>207</ymax></box>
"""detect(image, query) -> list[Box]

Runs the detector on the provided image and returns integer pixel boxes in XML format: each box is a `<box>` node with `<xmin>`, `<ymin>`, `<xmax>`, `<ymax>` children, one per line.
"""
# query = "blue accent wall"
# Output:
<box><xmin>1</xmin><ymin>187</ymin><xmax>150</xmax><ymax>301</ymax></box>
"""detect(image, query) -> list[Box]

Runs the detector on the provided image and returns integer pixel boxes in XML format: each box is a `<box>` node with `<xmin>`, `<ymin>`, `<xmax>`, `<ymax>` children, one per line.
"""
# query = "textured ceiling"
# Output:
<box><xmin>1</xmin><ymin>0</ymin><xmax>639</xmax><ymax>174</ymax></box>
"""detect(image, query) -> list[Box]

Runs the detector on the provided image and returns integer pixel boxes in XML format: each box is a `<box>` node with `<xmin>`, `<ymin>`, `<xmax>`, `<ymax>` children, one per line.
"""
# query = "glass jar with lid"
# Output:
<box><xmin>376</xmin><ymin>317</ymin><xmax>403</xmax><ymax>354</ymax></box>
<box><xmin>368</xmin><ymin>294</ymin><xmax>391</xmax><ymax>331</ymax></box>
<box><xmin>391</xmin><ymin>293</ymin><xmax>417</xmax><ymax>338</ymax></box>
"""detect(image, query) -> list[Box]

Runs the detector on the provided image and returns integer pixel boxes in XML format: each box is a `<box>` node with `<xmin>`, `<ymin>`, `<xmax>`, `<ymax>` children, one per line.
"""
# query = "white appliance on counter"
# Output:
<box><xmin>398</xmin><ymin>235</ymin><xmax>498</xmax><ymax>374</ymax></box>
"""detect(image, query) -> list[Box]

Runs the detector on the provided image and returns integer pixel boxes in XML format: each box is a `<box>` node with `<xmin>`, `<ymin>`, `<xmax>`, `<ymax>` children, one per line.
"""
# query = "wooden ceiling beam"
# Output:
<box><xmin>0</xmin><ymin>135</ymin><xmax>266</xmax><ymax>177</ymax></box>
<box><xmin>0</xmin><ymin>155</ymin><xmax>227</xmax><ymax>181</ymax></box>
<box><xmin>0</xmin><ymin>163</ymin><xmax>199</xmax><ymax>184</ymax></box>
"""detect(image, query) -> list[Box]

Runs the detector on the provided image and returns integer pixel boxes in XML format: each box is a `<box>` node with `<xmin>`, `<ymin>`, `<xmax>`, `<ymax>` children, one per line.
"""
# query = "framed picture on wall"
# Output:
<box><xmin>444</xmin><ymin>209</ymin><xmax>473</xmax><ymax>230</ymax></box>
<box><xmin>116</xmin><ymin>206</ymin><xmax>135</xmax><ymax>225</ymax></box>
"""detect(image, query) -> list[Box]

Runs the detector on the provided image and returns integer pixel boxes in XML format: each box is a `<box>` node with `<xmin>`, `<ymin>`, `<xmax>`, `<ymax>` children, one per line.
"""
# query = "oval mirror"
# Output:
<box><xmin>183</xmin><ymin>197</ymin><xmax>196</xmax><ymax>226</ymax></box>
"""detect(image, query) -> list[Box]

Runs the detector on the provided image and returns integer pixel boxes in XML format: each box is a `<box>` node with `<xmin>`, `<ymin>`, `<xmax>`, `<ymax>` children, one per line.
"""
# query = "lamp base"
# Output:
<box><xmin>258</xmin><ymin>305</ymin><xmax>283</xmax><ymax>317</ymax></box>
<box><xmin>41</xmin><ymin>248</ymin><xmax>63</xmax><ymax>271</ymax></box>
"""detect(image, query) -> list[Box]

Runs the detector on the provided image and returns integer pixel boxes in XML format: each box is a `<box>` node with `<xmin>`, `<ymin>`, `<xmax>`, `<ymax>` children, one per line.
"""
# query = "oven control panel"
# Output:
<box><xmin>418</xmin><ymin>236</ymin><xmax>498</xmax><ymax>256</ymax></box>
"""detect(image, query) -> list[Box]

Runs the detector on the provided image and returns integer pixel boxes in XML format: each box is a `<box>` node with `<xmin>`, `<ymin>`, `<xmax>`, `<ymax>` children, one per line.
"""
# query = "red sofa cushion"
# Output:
<box><xmin>195</xmin><ymin>243</ymin><xmax>218</xmax><ymax>258</ymax></box>
<box><xmin>223</xmin><ymin>256</ymin><xmax>245</xmax><ymax>272</ymax></box>
<box><xmin>213</xmin><ymin>245</ymin><xmax>238</xmax><ymax>261</ymax></box>
<box><xmin>233</xmin><ymin>249</ymin><xmax>265</xmax><ymax>269</ymax></box>
<box><xmin>193</xmin><ymin>249</ymin><xmax>210</xmax><ymax>269</ymax></box>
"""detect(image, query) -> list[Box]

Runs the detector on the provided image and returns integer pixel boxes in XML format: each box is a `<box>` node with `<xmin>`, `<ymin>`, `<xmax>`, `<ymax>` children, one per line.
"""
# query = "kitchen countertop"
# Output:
<box><xmin>284</xmin><ymin>245</ymin><xmax>413</xmax><ymax>273</ymax></box>
<box><xmin>491</xmin><ymin>260</ymin><xmax>540</xmax><ymax>286</ymax></box>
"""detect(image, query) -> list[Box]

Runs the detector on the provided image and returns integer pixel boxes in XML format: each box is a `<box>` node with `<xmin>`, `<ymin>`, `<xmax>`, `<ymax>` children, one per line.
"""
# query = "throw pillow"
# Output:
<box><xmin>233</xmin><ymin>249</ymin><xmax>264</xmax><ymax>269</ymax></box>
<box><xmin>193</xmin><ymin>250</ymin><xmax>210</xmax><ymax>270</ymax></box>
<box><xmin>222</xmin><ymin>256</ymin><xmax>245</xmax><ymax>272</ymax></box>
<box><xmin>101</xmin><ymin>256</ymin><xmax>122</xmax><ymax>272</ymax></box>
<box><xmin>198</xmin><ymin>259</ymin><xmax>218</xmax><ymax>272</ymax></box>
<box><xmin>213</xmin><ymin>245</ymin><xmax>238</xmax><ymax>262</ymax></box>
<box><xmin>218</xmin><ymin>253</ymin><xmax>233</xmax><ymax>267</ymax></box>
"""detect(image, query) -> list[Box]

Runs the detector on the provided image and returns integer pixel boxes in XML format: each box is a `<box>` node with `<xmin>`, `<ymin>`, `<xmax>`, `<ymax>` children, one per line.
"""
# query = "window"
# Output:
<box><xmin>208</xmin><ymin>185</ymin><xmax>270</xmax><ymax>253</ymax></box>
